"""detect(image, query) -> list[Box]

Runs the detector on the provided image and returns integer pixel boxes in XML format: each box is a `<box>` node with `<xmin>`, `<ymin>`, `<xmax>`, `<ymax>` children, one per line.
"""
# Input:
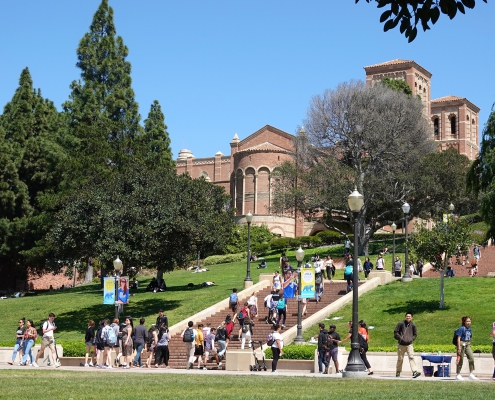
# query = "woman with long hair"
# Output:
<box><xmin>8</xmin><ymin>318</ymin><xmax>25</xmax><ymax>365</ymax></box>
<box><xmin>117</xmin><ymin>278</ymin><xmax>129</xmax><ymax>304</ymax></box>
<box><xmin>358</xmin><ymin>320</ymin><xmax>373</xmax><ymax>375</ymax></box>
<box><xmin>154</xmin><ymin>324</ymin><xmax>171</xmax><ymax>368</ymax></box>
<box><xmin>121</xmin><ymin>316</ymin><xmax>134</xmax><ymax>368</ymax></box>
<box><xmin>145</xmin><ymin>324</ymin><xmax>158</xmax><ymax>368</ymax></box>
<box><xmin>20</xmin><ymin>320</ymin><xmax>37</xmax><ymax>366</ymax></box>
<box><xmin>84</xmin><ymin>320</ymin><xmax>96</xmax><ymax>367</ymax></box>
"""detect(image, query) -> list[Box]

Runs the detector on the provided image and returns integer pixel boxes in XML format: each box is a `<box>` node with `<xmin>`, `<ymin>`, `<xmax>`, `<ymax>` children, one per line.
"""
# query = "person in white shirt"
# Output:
<box><xmin>181</xmin><ymin>321</ymin><xmax>198</xmax><ymax>370</ymax></box>
<box><xmin>376</xmin><ymin>254</ymin><xmax>385</xmax><ymax>270</ymax></box>
<box><xmin>271</xmin><ymin>324</ymin><xmax>284</xmax><ymax>373</ymax></box>
<box><xmin>34</xmin><ymin>312</ymin><xmax>59</xmax><ymax>368</ymax></box>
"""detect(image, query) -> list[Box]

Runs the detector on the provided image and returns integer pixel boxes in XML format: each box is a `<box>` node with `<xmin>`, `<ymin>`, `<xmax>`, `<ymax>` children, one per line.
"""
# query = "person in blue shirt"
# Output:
<box><xmin>117</xmin><ymin>278</ymin><xmax>129</xmax><ymax>304</ymax></box>
<box><xmin>455</xmin><ymin>316</ymin><xmax>478</xmax><ymax>380</ymax></box>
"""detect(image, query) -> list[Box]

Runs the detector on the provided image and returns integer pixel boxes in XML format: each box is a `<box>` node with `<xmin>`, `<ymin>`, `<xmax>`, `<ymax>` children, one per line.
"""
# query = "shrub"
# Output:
<box><xmin>269</xmin><ymin>237</ymin><xmax>291</xmax><ymax>251</ymax></box>
<box><xmin>299</xmin><ymin>236</ymin><xmax>312</xmax><ymax>247</ymax></box>
<box><xmin>316</xmin><ymin>230</ymin><xmax>342</xmax><ymax>245</ymax></box>
<box><xmin>251</xmin><ymin>242</ymin><xmax>271</xmax><ymax>256</ymax></box>
<box><xmin>59</xmin><ymin>341</ymin><xmax>86</xmax><ymax>357</ymax></box>
<box><xmin>288</xmin><ymin>237</ymin><xmax>301</xmax><ymax>248</ymax></box>
<box><xmin>309</xmin><ymin>236</ymin><xmax>322</xmax><ymax>247</ymax></box>
<box><xmin>265</xmin><ymin>344</ymin><xmax>316</xmax><ymax>360</ymax></box>
<box><xmin>203</xmin><ymin>253</ymin><xmax>244</xmax><ymax>266</ymax></box>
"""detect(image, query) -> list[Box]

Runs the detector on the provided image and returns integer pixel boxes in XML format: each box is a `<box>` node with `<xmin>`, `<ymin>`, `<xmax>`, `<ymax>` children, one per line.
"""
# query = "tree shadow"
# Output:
<box><xmin>382</xmin><ymin>300</ymin><xmax>450</xmax><ymax>316</ymax></box>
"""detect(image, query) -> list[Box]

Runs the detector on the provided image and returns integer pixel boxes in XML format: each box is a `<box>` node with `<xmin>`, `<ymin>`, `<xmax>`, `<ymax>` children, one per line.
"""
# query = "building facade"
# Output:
<box><xmin>176</xmin><ymin>60</ymin><xmax>480</xmax><ymax>237</ymax></box>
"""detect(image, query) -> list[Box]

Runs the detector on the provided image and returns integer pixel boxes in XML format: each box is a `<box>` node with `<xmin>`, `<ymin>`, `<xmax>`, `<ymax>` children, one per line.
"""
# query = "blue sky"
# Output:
<box><xmin>1</xmin><ymin>0</ymin><xmax>494</xmax><ymax>159</ymax></box>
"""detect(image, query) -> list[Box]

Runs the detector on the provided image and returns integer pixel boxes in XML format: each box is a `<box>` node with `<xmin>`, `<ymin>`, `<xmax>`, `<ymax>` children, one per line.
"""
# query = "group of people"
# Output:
<box><xmin>8</xmin><ymin>312</ymin><xmax>61</xmax><ymax>368</ymax></box>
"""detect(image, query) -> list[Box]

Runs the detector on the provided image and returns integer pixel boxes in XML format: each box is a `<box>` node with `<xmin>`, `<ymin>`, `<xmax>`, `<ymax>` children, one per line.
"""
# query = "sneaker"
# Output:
<box><xmin>396</xmin><ymin>372</ymin><xmax>400</xmax><ymax>377</ymax></box>
<box><xmin>202</xmin><ymin>367</ymin><xmax>207</xmax><ymax>370</ymax></box>
<box><xmin>456</xmin><ymin>374</ymin><xmax>464</xmax><ymax>380</ymax></box>
<box><xmin>32</xmin><ymin>362</ymin><xmax>39</xmax><ymax>368</ymax></box>
<box><xmin>84</xmin><ymin>363</ymin><xmax>89</xmax><ymax>367</ymax></box>
<box><xmin>282</xmin><ymin>324</ymin><xmax>285</xmax><ymax>328</ymax></box>
<box><xmin>19</xmin><ymin>362</ymin><xmax>26</xmax><ymax>366</ymax></box>
<box><xmin>468</xmin><ymin>374</ymin><xmax>478</xmax><ymax>380</ymax></box>
<box><xmin>318</xmin><ymin>371</ymin><xmax>323</xmax><ymax>374</ymax></box>
<box><xmin>89</xmin><ymin>362</ymin><xmax>94</xmax><ymax>367</ymax></box>
<box><xmin>55</xmin><ymin>362</ymin><xmax>61</xmax><ymax>368</ymax></box>
<box><xmin>218</xmin><ymin>362</ymin><xmax>222</xmax><ymax>367</ymax></box>
<box><xmin>412</xmin><ymin>371</ymin><xmax>421</xmax><ymax>379</ymax></box>
<box><xmin>271</xmin><ymin>370</ymin><xmax>278</xmax><ymax>373</ymax></box>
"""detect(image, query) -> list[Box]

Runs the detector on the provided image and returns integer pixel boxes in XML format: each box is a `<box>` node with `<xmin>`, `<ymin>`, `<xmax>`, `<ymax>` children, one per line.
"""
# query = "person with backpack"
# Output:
<box><xmin>224</xmin><ymin>314</ymin><xmax>234</xmax><ymax>349</ymax></box>
<box><xmin>236</xmin><ymin>302</ymin><xmax>250</xmax><ymax>340</ymax></box>
<box><xmin>110</xmin><ymin>318</ymin><xmax>121</xmax><ymax>366</ymax></box>
<box><xmin>455</xmin><ymin>316</ymin><xmax>478</xmax><ymax>380</ymax></box>
<box><xmin>204</xmin><ymin>327</ymin><xmax>221</xmax><ymax>367</ymax></box>
<box><xmin>102</xmin><ymin>319</ymin><xmax>117</xmax><ymax>368</ymax></box>
<box><xmin>132</xmin><ymin>318</ymin><xmax>148</xmax><ymax>368</ymax></box>
<box><xmin>84</xmin><ymin>320</ymin><xmax>96</xmax><ymax>367</ymax></box>
<box><xmin>276</xmin><ymin>292</ymin><xmax>287</xmax><ymax>328</ymax></box>
<box><xmin>269</xmin><ymin>291</ymin><xmax>280</xmax><ymax>324</ymax></box>
<box><xmin>216</xmin><ymin>322</ymin><xmax>227</xmax><ymax>360</ymax></box>
<box><xmin>315</xmin><ymin>271</ymin><xmax>324</xmax><ymax>301</ymax></box>
<box><xmin>181</xmin><ymin>320</ymin><xmax>197</xmax><ymax>369</ymax></box>
<box><xmin>229</xmin><ymin>288</ymin><xmax>239</xmax><ymax>313</ymax></box>
<box><xmin>317</xmin><ymin>323</ymin><xmax>330</xmax><ymax>374</ymax></box>
<box><xmin>154</xmin><ymin>324</ymin><xmax>170</xmax><ymax>368</ymax></box>
<box><xmin>34</xmin><ymin>312</ymin><xmax>60</xmax><ymax>368</ymax></box>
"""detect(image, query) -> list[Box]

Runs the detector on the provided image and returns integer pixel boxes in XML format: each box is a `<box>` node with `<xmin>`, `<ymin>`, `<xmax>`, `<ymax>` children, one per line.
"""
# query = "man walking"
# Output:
<box><xmin>181</xmin><ymin>321</ymin><xmax>197</xmax><ymax>369</ymax></box>
<box><xmin>394</xmin><ymin>312</ymin><xmax>421</xmax><ymax>378</ymax></box>
<box><xmin>327</xmin><ymin>324</ymin><xmax>341</xmax><ymax>374</ymax></box>
<box><xmin>317</xmin><ymin>323</ymin><xmax>330</xmax><ymax>374</ymax></box>
<box><xmin>34</xmin><ymin>312</ymin><xmax>60</xmax><ymax>368</ymax></box>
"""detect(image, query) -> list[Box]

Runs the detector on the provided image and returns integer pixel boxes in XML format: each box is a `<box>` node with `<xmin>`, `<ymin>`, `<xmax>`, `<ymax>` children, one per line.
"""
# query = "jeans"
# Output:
<box><xmin>217</xmin><ymin>340</ymin><xmax>226</xmax><ymax>357</ymax></box>
<box><xmin>21</xmin><ymin>340</ymin><xmax>34</xmax><ymax>364</ymax></box>
<box><xmin>318</xmin><ymin>349</ymin><xmax>329</xmax><ymax>372</ymax></box>
<box><xmin>277</xmin><ymin>309</ymin><xmax>286</xmax><ymax>325</ymax></box>
<box><xmin>12</xmin><ymin>340</ymin><xmax>22</xmax><ymax>362</ymax></box>
<box><xmin>134</xmin><ymin>343</ymin><xmax>144</xmax><ymax>366</ymax></box>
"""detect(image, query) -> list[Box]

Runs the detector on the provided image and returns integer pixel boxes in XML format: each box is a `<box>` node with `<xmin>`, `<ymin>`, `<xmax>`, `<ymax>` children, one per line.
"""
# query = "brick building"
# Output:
<box><xmin>176</xmin><ymin>59</ymin><xmax>480</xmax><ymax>237</ymax></box>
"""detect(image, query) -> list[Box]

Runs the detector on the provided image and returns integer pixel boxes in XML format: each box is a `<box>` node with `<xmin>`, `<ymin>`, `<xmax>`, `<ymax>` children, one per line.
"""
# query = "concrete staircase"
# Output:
<box><xmin>166</xmin><ymin>280</ymin><xmax>351</xmax><ymax>369</ymax></box>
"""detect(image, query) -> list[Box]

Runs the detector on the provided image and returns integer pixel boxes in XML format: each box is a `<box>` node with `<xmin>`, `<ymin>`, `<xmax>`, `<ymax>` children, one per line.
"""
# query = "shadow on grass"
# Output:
<box><xmin>383</xmin><ymin>300</ymin><xmax>450</xmax><ymax>315</ymax></box>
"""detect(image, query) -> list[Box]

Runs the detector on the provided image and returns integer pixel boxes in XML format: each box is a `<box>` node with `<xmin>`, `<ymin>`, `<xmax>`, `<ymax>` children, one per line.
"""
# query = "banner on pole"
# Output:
<box><xmin>103</xmin><ymin>277</ymin><xmax>115</xmax><ymax>304</ymax></box>
<box><xmin>300</xmin><ymin>268</ymin><xmax>315</xmax><ymax>299</ymax></box>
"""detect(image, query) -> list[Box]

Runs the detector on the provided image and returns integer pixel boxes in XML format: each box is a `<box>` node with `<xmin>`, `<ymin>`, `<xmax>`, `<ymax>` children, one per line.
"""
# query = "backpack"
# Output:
<box><xmin>183</xmin><ymin>327</ymin><xmax>194</xmax><ymax>342</ymax></box>
<box><xmin>38</xmin><ymin>321</ymin><xmax>47</xmax><ymax>338</ymax></box>
<box><xmin>242</xmin><ymin>323</ymin><xmax>250</xmax><ymax>334</ymax></box>
<box><xmin>315</xmin><ymin>274</ymin><xmax>322</xmax><ymax>285</ymax></box>
<box><xmin>215</xmin><ymin>328</ymin><xmax>226</xmax><ymax>342</ymax></box>
<box><xmin>106</xmin><ymin>326</ymin><xmax>117</xmax><ymax>345</ymax></box>
<box><xmin>358</xmin><ymin>334</ymin><xmax>368</xmax><ymax>352</ymax></box>
<box><xmin>95</xmin><ymin>325</ymin><xmax>104</xmax><ymax>345</ymax></box>
<box><xmin>229</xmin><ymin>293</ymin><xmax>238</xmax><ymax>305</ymax></box>
<box><xmin>452</xmin><ymin>327</ymin><xmax>463</xmax><ymax>346</ymax></box>
<box><xmin>266</xmin><ymin>333</ymin><xmax>274</xmax><ymax>346</ymax></box>
<box><xmin>323</xmin><ymin>332</ymin><xmax>332</xmax><ymax>350</ymax></box>
<box><xmin>277</xmin><ymin>298</ymin><xmax>285</xmax><ymax>310</ymax></box>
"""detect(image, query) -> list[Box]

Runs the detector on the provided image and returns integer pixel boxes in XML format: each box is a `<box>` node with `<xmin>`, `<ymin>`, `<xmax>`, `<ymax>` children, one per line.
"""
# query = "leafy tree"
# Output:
<box><xmin>138</xmin><ymin>100</ymin><xmax>173</xmax><ymax>169</ymax></box>
<box><xmin>409</xmin><ymin>218</ymin><xmax>471</xmax><ymax>308</ymax></box>
<box><xmin>0</xmin><ymin>68</ymin><xmax>66</xmax><ymax>289</ymax></box>
<box><xmin>356</xmin><ymin>0</ymin><xmax>488</xmax><ymax>42</ymax></box>
<box><xmin>272</xmin><ymin>80</ymin><xmax>436</xmax><ymax>255</ymax></box>
<box><xmin>467</xmin><ymin>105</ymin><xmax>495</xmax><ymax>239</ymax></box>
<box><xmin>48</xmin><ymin>164</ymin><xmax>235</xmax><ymax>282</ymax></box>
<box><xmin>415</xmin><ymin>148</ymin><xmax>480</xmax><ymax>218</ymax></box>
<box><xmin>225</xmin><ymin>223</ymin><xmax>274</xmax><ymax>254</ymax></box>
<box><xmin>63</xmin><ymin>0</ymin><xmax>142</xmax><ymax>186</ymax></box>
<box><xmin>381</xmin><ymin>77</ymin><xmax>412</xmax><ymax>96</ymax></box>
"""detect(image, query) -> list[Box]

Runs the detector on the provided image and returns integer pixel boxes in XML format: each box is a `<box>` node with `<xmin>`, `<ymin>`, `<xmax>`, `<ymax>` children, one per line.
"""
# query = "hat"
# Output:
<box><xmin>329</xmin><ymin>324</ymin><xmax>336</xmax><ymax>329</ymax></box>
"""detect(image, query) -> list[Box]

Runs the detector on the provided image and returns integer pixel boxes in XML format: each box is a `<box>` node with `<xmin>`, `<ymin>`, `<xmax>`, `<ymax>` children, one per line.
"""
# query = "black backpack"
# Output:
<box><xmin>183</xmin><ymin>327</ymin><xmax>194</xmax><ymax>342</ymax></box>
<box><xmin>38</xmin><ymin>321</ymin><xmax>47</xmax><ymax>338</ymax></box>
<box><xmin>95</xmin><ymin>325</ymin><xmax>104</xmax><ymax>345</ymax></box>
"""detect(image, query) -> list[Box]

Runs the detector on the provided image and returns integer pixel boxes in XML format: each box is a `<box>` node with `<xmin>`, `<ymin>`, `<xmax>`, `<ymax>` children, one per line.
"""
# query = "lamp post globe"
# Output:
<box><xmin>244</xmin><ymin>213</ymin><xmax>253</xmax><ymax>288</ymax></box>
<box><xmin>343</xmin><ymin>188</ymin><xmax>367</xmax><ymax>376</ymax></box>
<box><xmin>294</xmin><ymin>246</ymin><xmax>306</xmax><ymax>344</ymax></box>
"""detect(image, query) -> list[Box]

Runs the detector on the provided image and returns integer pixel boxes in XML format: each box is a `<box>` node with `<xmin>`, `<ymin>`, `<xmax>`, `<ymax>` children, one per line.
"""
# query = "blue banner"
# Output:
<box><xmin>300</xmin><ymin>268</ymin><xmax>315</xmax><ymax>299</ymax></box>
<box><xmin>103</xmin><ymin>277</ymin><xmax>115</xmax><ymax>304</ymax></box>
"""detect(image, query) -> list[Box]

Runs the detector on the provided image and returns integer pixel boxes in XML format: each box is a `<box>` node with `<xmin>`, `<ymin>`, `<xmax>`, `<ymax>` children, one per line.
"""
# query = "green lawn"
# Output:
<box><xmin>0</xmin><ymin>371</ymin><xmax>493</xmax><ymax>399</ymax></box>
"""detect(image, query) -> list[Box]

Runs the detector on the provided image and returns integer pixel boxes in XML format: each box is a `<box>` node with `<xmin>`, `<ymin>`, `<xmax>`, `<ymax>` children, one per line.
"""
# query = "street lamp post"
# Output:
<box><xmin>113</xmin><ymin>256</ymin><xmax>123</xmax><ymax>319</ymax></box>
<box><xmin>343</xmin><ymin>188</ymin><xmax>367</xmax><ymax>376</ymax></box>
<box><xmin>401</xmin><ymin>203</ymin><xmax>412</xmax><ymax>282</ymax></box>
<box><xmin>391</xmin><ymin>222</ymin><xmax>397</xmax><ymax>270</ymax></box>
<box><xmin>244</xmin><ymin>213</ymin><xmax>253</xmax><ymax>288</ymax></box>
<box><xmin>294</xmin><ymin>246</ymin><xmax>306</xmax><ymax>344</ymax></box>
<box><xmin>449</xmin><ymin>203</ymin><xmax>455</xmax><ymax>221</ymax></box>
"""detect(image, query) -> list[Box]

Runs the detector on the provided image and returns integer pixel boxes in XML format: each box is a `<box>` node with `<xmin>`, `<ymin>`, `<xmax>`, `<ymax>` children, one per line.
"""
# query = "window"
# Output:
<box><xmin>433</xmin><ymin>118</ymin><xmax>439</xmax><ymax>136</ymax></box>
<box><xmin>450</xmin><ymin>116</ymin><xmax>456</xmax><ymax>136</ymax></box>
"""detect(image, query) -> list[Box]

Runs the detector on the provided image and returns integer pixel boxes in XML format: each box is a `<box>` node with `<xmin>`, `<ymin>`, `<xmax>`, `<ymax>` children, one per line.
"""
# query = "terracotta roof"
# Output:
<box><xmin>364</xmin><ymin>59</ymin><xmax>413</xmax><ymax>68</ymax></box>
<box><xmin>431</xmin><ymin>95</ymin><xmax>465</xmax><ymax>103</ymax></box>
<box><xmin>238</xmin><ymin>125</ymin><xmax>294</xmax><ymax>146</ymax></box>
<box><xmin>238</xmin><ymin>141</ymin><xmax>289</xmax><ymax>153</ymax></box>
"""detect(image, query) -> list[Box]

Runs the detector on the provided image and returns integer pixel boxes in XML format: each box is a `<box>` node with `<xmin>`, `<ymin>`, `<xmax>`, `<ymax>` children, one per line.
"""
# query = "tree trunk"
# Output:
<box><xmin>157</xmin><ymin>269</ymin><xmax>164</xmax><ymax>286</ymax></box>
<box><xmin>83</xmin><ymin>259</ymin><xmax>93</xmax><ymax>284</ymax></box>
<box><xmin>439</xmin><ymin>256</ymin><xmax>448</xmax><ymax>309</ymax></box>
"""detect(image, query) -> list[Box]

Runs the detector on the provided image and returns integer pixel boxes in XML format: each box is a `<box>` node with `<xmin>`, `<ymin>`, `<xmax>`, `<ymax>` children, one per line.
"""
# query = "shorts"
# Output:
<box><xmin>204</xmin><ymin>348</ymin><xmax>217</xmax><ymax>358</ymax></box>
<box><xmin>96</xmin><ymin>343</ymin><xmax>105</xmax><ymax>351</ymax></box>
<box><xmin>104</xmin><ymin>341</ymin><xmax>115</xmax><ymax>348</ymax></box>
<box><xmin>194</xmin><ymin>345</ymin><xmax>204</xmax><ymax>356</ymax></box>
<box><xmin>85</xmin><ymin>341</ymin><xmax>95</xmax><ymax>347</ymax></box>
<box><xmin>41</xmin><ymin>336</ymin><xmax>55</xmax><ymax>350</ymax></box>
<box><xmin>328</xmin><ymin>347</ymin><xmax>338</xmax><ymax>362</ymax></box>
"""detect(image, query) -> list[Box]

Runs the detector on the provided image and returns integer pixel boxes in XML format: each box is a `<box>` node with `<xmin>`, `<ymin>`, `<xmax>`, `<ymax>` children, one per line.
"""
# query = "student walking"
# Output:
<box><xmin>8</xmin><ymin>318</ymin><xmax>25</xmax><ymax>365</ymax></box>
<box><xmin>394</xmin><ymin>312</ymin><xmax>421</xmax><ymax>378</ymax></box>
<box><xmin>455</xmin><ymin>316</ymin><xmax>478</xmax><ymax>380</ymax></box>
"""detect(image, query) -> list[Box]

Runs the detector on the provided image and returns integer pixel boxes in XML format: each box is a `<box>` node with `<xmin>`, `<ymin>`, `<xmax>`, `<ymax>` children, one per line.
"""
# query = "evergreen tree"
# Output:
<box><xmin>63</xmin><ymin>0</ymin><xmax>141</xmax><ymax>184</ymax></box>
<box><xmin>0</xmin><ymin>68</ymin><xmax>66</xmax><ymax>289</ymax></box>
<box><xmin>139</xmin><ymin>100</ymin><xmax>174</xmax><ymax>168</ymax></box>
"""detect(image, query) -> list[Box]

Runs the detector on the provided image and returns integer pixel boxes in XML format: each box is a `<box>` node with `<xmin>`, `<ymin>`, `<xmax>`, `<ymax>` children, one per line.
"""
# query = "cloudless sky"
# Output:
<box><xmin>1</xmin><ymin>0</ymin><xmax>494</xmax><ymax>159</ymax></box>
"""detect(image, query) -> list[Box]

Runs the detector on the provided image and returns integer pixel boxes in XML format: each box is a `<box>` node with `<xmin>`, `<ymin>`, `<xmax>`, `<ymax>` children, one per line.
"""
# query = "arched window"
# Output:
<box><xmin>450</xmin><ymin>116</ymin><xmax>456</xmax><ymax>136</ymax></box>
<box><xmin>433</xmin><ymin>118</ymin><xmax>439</xmax><ymax>136</ymax></box>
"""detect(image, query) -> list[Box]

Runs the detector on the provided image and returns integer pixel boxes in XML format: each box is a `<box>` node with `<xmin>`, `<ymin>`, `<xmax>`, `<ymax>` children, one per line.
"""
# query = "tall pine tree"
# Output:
<box><xmin>63</xmin><ymin>0</ymin><xmax>142</xmax><ymax>184</ymax></box>
<box><xmin>139</xmin><ymin>100</ymin><xmax>173</xmax><ymax>169</ymax></box>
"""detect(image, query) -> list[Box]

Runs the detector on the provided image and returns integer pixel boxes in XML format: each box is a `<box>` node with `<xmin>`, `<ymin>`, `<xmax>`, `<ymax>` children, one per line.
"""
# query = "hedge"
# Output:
<box><xmin>203</xmin><ymin>253</ymin><xmax>244</xmax><ymax>266</ymax></box>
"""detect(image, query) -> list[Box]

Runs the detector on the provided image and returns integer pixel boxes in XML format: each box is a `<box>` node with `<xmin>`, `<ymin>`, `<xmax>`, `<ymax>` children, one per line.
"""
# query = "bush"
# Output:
<box><xmin>288</xmin><ymin>237</ymin><xmax>301</xmax><ymax>248</ymax></box>
<box><xmin>269</xmin><ymin>237</ymin><xmax>291</xmax><ymax>251</ymax></box>
<box><xmin>299</xmin><ymin>236</ymin><xmax>312</xmax><ymax>247</ymax></box>
<box><xmin>309</xmin><ymin>236</ymin><xmax>322</xmax><ymax>247</ymax></box>
<box><xmin>251</xmin><ymin>242</ymin><xmax>271</xmax><ymax>256</ymax></box>
<box><xmin>265</xmin><ymin>344</ymin><xmax>316</xmax><ymax>360</ymax></box>
<box><xmin>316</xmin><ymin>230</ymin><xmax>342</xmax><ymax>245</ymax></box>
<box><xmin>203</xmin><ymin>253</ymin><xmax>244</xmax><ymax>266</ymax></box>
<box><xmin>59</xmin><ymin>341</ymin><xmax>86</xmax><ymax>357</ymax></box>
